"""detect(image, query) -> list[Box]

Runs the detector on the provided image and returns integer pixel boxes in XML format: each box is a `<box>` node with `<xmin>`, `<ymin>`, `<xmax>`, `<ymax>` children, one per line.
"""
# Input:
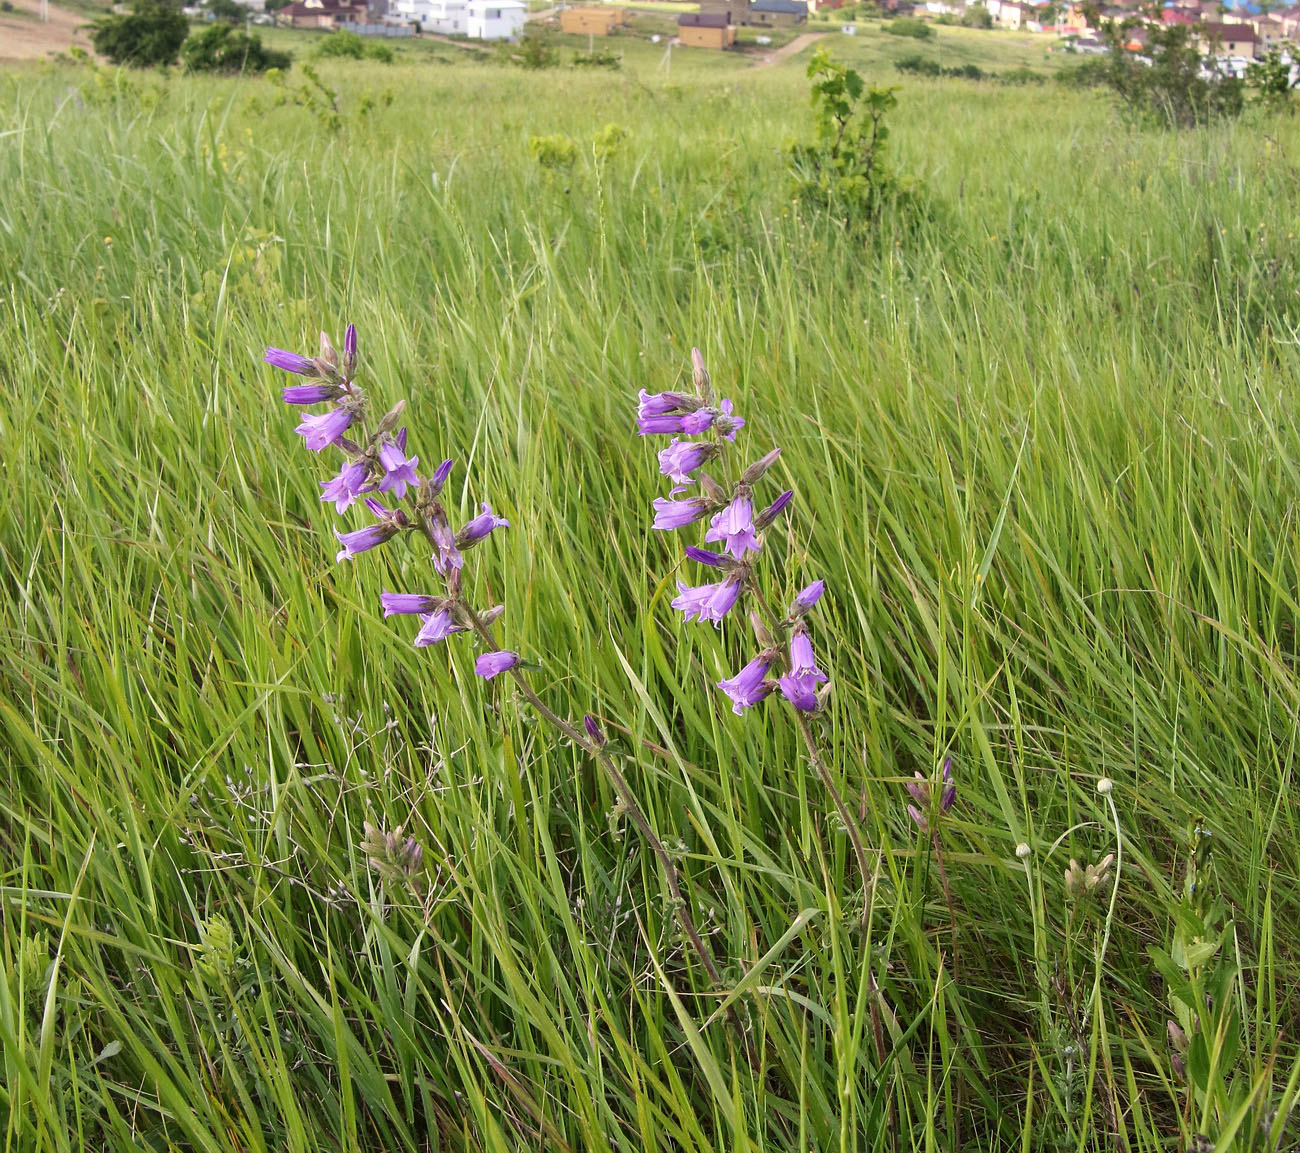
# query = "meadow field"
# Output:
<box><xmin>2</xmin><ymin>31</ymin><xmax>1300</xmax><ymax>1152</ymax></box>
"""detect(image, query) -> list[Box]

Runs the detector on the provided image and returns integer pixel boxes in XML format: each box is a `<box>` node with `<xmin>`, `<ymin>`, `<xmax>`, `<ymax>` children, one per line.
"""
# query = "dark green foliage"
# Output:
<box><xmin>90</xmin><ymin>0</ymin><xmax>190</xmax><ymax>68</ymax></box>
<box><xmin>789</xmin><ymin>47</ymin><xmax>921</xmax><ymax>225</ymax></box>
<box><xmin>1054</xmin><ymin>55</ymin><xmax>1109</xmax><ymax>87</ymax></box>
<box><xmin>885</xmin><ymin>15</ymin><xmax>934</xmax><ymax>37</ymax></box>
<box><xmin>1247</xmin><ymin>44</ymin><xmax>1297</xmax><ymax>111</ymax></box>
<box><xmin>313</xmin><ymin>29</ymin><xmax>395</xmax><ymax>61</ymax></box>
<box><xmin>515</xmin><ymin>25</ymin><xmax>560</xmax><ymax>69</ymax></box>
<box><xmin>998</xmin><ymin>65</ymin><xmax>1046</xmax><ymax>84</ymax></box>
<box><xmin>181</xmin><ymin>23</ymin><xmax>291</xmax><ymax>72</ymax></box>
<box><xmin>1102</xmin><ymin>21</ymin><xmax>1243</xmax><ymax>126</ymax></box>
<box><xmin>572</xmin><ymin>47</ymin><xmax>621</xmax><ymax>68</ymax></box>
<box><xmin>204</xmin><ymin>0</ymin><xmax>245</xmax><ymax>24</ymax></box>
<box><xmin>961</xmin><ymin>5</ymin><xmax>992</xmax><ymax>27</ymax></box>
<box><xmin>895</xmin><ymin>54</ymin><xmax>1007</xmax><ymax>81</ymax></box>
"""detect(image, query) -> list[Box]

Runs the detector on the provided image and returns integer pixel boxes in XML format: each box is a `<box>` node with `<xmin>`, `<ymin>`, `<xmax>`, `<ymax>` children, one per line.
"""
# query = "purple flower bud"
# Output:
<box><xmin>792</xmin><ymin>580</ymin><xmax>825</xmax><ymax>616</ymax></box>
<box><xmin>705</xmin><ymin>494</ymin><xmax>761</xmax><ymax>560</ymax></box>
<box><xmin>380</xmin><ymin>592</ymin><xmax>443</xmax><ymax>616</ymax></box>
<box><xmin>740</xmin><ymin>447</ymin><xmax>782</xmax><ymax>486</ymax></box>
<box><xmin>684</xmin><ymin>546</ymin><xmax>729</xmax><ymax>568</ymax></box>
<box><xmin>456</xmin><ymin>503</ymin><xmax>510</xmax><ymax>549</ymax></box>
<box><xmin>479</xmin><ymin>604</ymin><xmax>505</xmax><ymax>626</ymax></box>
<box><xmin>335</xmin><ymin>521</ymin><xmax>398</xmax><ymax>563</ymax></box>
<box><xmin>320</xmin><ymin>460</ymin><xmax>372</xmax><ymax>514</ymax></box>
<box><xmin>295</xmin><ymin>408</ymin><xmax>355</xmax><ymax>452</ymax></box>
<box><xmin>658</xmin><ymin>439</ymin><xmax>718</xmax><ymax>485</ymax></box>
<box><xmin>342</xmin><ymin>323</ymin><xmax>357</xmax><ymax>377</ymax></box>
<box><xmin>671</xmin><ymin>573</ymin><xmax>744</xmax><ymax>623</ymax></box>
<box><xmin>318</xmin><ymin>331</ymin><xmax>339</xmax><ymax>369</ymax></box>
<box><xmin>282</xmin><ymin>383</ymin><xmax>342</xmax><ymax>405</ymax></box>
<box><xmin>638</xmin><ymin>412</ymin><xmax>690</xmax><ymax>436</ymax></box>
<box><xmin>691</xmin><ymin>347</ymin><xmax>710</xmax><ymax>396</ymax></box>
<box><xmin>717</xmin><ymin>655</ymin><xmax>774</xmax><ymax>715</ymax></box>
<box><xmin>427</xmin><ymin>459</ymin><xmax>454</xmax><ymax>498</ymax></box>
<box><xmin>638</xmin><ymin>389</ymin><xmax>698</xmax><ymax>418</ymax></box>
<box><xmin>415</xmin><ymin>608</ymin><xmax>468</xmax><ymax>647</ymax></box>
<box><xmin>475</xmin><ymin>650</ymin><xmax>519</xmax><ymax>679</ymax></box>
<box><xmin>755</xmin><ymin>489</ymin><xmax>794</xmax><ymax>530</ymax></box>
<box><xmin>941</xmin><ymin>758</ymin><xmax>956</xmax><ymax>811</ymax></box>
<box><xmin>652</xmin><ymin>496</ymin><xmax>714</xmax><ymax>531</ymax></box>
<box><xmin>265</xmin><ymin>347</ymin><xmax>318</xmax><ymax>376</ymax></box>
<box><xmin>584</xmin><ymin>715</ymin><xmax>607</xmax><ymax>747</ymax></box>
<box><xmin>377</xmin><ymin>435</ymin><xmax>420</xmax><ymax>499</ymax></box>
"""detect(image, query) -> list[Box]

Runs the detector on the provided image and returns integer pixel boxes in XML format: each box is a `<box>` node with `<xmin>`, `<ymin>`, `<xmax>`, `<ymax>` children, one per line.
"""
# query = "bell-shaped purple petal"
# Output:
<box><xmin>475</xmin><ymin>650</ymin><xmax>519</xmax><ymax>679</ymax></box>
<box><xmin>282</xmin><ymin>383</ymin><xmax>341</xmax><ymax>405</ymax></box>
<box><xmin>265</xmin><ymin>347</ymin><xmax>317</xmax><ymax>376</ymax></box>
<box><xmin>792</xmin><ymin>580</ymin><xmax>825</xmax><ymax>615</ymax></box>
<box><xmin>777</xmin><ymin>674</ymin><xmax>819</xmax><ymax>711</ymax></box>
<box><xmin>456</xmin><ymin>503</ymin><xmax>510</xmax><ymax>548</ymax></box>
<box><xmin>320</xmin><ymin>460</ymin><xmax>372</xmax><ymax>514</ymax></box>
<box><xmin>335</xmin><ymin>522</ymin><xmax>398</xmax><ymax>563</ymax></box>
<box><xmin>705</xmin><ymin>494</ymin><xmax>761</xmax><ymax>560</ymax></box>
<box><xmin>671</xmin><ymin>574</ymin><xmax>744</xmax><ymax>624</ymax></box>
<box><xmin>658</xmin><ymin>439</ymin><xmax>716</xmax><ymax>485</ymax></box>
<box><xmin>684</xmin><ymin>546</ymin><xmax>729</xmax><ymax>568</ymax></box>
<box><xmin>680</xmin><ymin>409</ymin><xmax>714</xmax><ymax>436</ymax></box>
<box><xmin>429</xmin><ymin>514</ymin><xmax>463</xmax><ymax>575</ymax></box>
<box><xmin>718</xmin><ymin>655</ymin><xmax>773</xmax><ymax>715</ymax></box>
<box><xmin>380</xmin><ymin>591</ymin><xmax>443</xmax><ymax>616</ymax></box>
<box><xmin>756</xmin><ymin>490</ymin><xmax>795</xmax><ymax>530</ymax></box>
<box><xmin>638</xmin><ymin>390</ymin><xmax>696</xmax><ymax>418</ymax></box>
<box><xmin>638</xmin><ymin>412</ymin><xmax>689</xmax><ymax>436</ymax></box>
<box><xmin>295</xmin><ymin>409</ymin><xmax>355</xmax><ymax>452</ymax></box>
<box><xmin>652</xmin><ymin>496</ymin><xmax>713</xmax><ymax>531</ymax></box>
<box><xmin>414</xmin><ymin>608</ymin><xmax>468</xmax><ymax>647</ymax></box>
<box><xmin>377</xmin><ymin>436</ymin><xmax>420</xmax><ymax>499</ymax></box>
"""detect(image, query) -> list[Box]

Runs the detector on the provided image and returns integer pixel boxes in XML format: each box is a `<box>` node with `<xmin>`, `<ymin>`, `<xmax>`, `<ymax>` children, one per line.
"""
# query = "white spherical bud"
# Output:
<box><xmin>1015</xmin><ymin>842</ymin><xmax>1031</xmax><ymax>859</ymax></box>
<box><xmin>1097</xmin><ymin>777</ymin><xmax>1114</xmax><ymax>796</ymax></box>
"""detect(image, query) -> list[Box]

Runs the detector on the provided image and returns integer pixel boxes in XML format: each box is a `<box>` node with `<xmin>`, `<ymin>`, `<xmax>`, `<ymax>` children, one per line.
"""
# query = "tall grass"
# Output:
<box><xmin>1</xmin><ymin>52</ymin><xmax>1299</xmax><ymax>1151</ymax></box>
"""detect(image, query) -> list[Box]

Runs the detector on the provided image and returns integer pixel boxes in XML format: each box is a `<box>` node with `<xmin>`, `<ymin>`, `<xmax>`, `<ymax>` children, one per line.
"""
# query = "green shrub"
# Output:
<box><xmin>998</xmin><ymin>65</ymin><xmax>1045</xmax><ymax>84</ymax></box>
<box><xmin>1246</xmin><ymin>44</ymin><xmax>1297</xmax><ymax>111</ymax></box>
<box><xmin>572</xmin><ymin>47</ymin><xmax>621</xmax><ymax>68</ymax></box>
<box><xmin>315</xmin><ymin>29</ymin><xmax>364</xmax><ymax>57</ymax></box>
<box><xmin>894</xmin><ymin>52</ymin><xmax>941</xmax><ymax>76</ymax></box>
<box><xmin>529</xmin><ymin>132</ymin><xmax>578</xmax><ymax>168</ymax></box>
<box><xmin>960</xmin><ymin>5</ymin><xmax>993</xmax><ymax>27</ymax></box>
<box><xmin>885</xmin><ymin>17</ymin><xmax>934</xmax><ymax>38</ymax></box>
<box><xmin>182</xmin><ymin>23</ymin><xmax>292</xmax><ymax>72</ymax></box>
<box><xmin>90</xmin><ymin>0</ymin><xmax>190</xmax><ymax>68</ymax></box>
<box><xmin>1102</xmin><ymin>22</ymin><xmax>1243</xmax><ymax>126</ymax></box>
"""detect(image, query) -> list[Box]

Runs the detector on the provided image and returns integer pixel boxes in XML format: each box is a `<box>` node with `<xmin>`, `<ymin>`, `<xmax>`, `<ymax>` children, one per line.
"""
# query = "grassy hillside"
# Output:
<box><xmin>1</xmin><ymin>49</ymin><xmax>1299</xmax><ymax>1152</ymax></box>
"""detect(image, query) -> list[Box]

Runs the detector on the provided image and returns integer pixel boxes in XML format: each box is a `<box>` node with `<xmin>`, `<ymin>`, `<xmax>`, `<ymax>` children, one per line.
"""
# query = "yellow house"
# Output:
<box><xmin>560</xmin><ymin>5</ymin><xmax>626</xmax><ymax>34</ymax></box>
<box><xmin>677</xmin><ymin>10</ymin><xmax>735</xmax><ymax>45</ymax></box>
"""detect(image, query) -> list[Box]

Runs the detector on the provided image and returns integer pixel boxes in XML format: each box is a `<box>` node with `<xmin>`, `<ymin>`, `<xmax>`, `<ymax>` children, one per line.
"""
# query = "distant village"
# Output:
<box><xmin>228</xmin><ymin>0</ymin><xmax>1297</xmax><ymax>66</ymax></box>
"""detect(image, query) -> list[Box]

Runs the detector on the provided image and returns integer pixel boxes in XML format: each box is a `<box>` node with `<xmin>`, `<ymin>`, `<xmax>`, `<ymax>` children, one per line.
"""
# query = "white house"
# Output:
<box><xmin>390</xmin><ymin>0</ymin><xmax>466</xmax><ymax>31</ymax></box>
<box><xmin>465</xmin><ymin>0</ymin><xmax>525</xmax><ymax>37</ymax></box>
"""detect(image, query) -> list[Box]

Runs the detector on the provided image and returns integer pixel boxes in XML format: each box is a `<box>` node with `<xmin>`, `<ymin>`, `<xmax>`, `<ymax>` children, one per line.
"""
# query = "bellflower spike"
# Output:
<box><xmin>380</xmin><ymin>591</ymin><xmax>444</xmax><ymax>616</ymax></box>
<box><xmin>265</xmin><ymin>347</ymin><xmax>318</xmax><ymax>376</ymax></box>
<box><xmin>658</xmin><ymin>439</ymin><xmax>717</xmax><ymax>485</ymax></box>
<box><xmin>652</xmin><ymin>496</ymin><xmax>714</xmax><ymax>531</ymax></box>
<box><xmin>295</xmin><ymin>408</ymin><xmax>355</xmax><ymax>452</ymax></box>
<box><xmin>282</xmin><ymin>383</ymin><xmax>342</xmax><ymax>405</ymax></box>
<box><xmin>717</xmin><ymin>655</ymin><xmax>774</xmax><ymax>715</ymax></box>
<box><xmin>792</xmin><ymin>580</ymin><xmax>825</xmax><ymax>616</ymax></box>
<box><xmin>414</xmin><ymin>608</ymin><xmax>468</xmax><ymax>647</ymax></box>
<box><xmin>377</xmin><ymin>434</ymin><xmax>420</xmax><ymax>499</ymax></box>
<box><xmin>320</xmin><ymin>460</ymin><xmax>372</xmax><ymax>513</ymax></box>
<box><xmin>705</xmin><ymin>494</ymin><xmax>761</xmax><ymax>560</ymax></box>
<box><xmin>475</xmin><ymin>650</ymin><xmax>519</xmax><ymax>679</ymax></box>
<box><xmin>456</xmin><ymin>503</ymin><xmax>510</xmax><ymax>549</ymax></box>
<box><xmin>672</xmin><ymin>573</ymin><xmax>744</xmax><ymax>623</ymax></box>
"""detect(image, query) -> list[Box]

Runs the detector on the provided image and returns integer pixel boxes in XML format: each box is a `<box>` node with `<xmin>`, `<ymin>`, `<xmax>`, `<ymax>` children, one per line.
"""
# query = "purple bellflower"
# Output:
<box><xmin>658</xmin><ymin>439</ymin><xmax>718</xmax><ymax>485</ymax></box>
<box><xmin>680</xmin><ymin>409</ymin><xmax>714</xmax><ymax>436</ymax></box>
<box><xmin>415</xmin><ymin>608</ymin><xmax>468</xmax><ymax>647</ymax></box>
<box><xmin>283</xmin><ymin>383</ymin><xmax>342</xmax><ymax>405</ymax></box>
<box><xmin>684</xmin><ymin>545</ymin><xmax>730</xmax><ymax>568</ymax></box>
<box><xmin>717</xmin><ymin>655</ymin><xmax>774</xmax><ymax>715</ymax></box>
<box><xmin>792</xmin><ymin>580</ymin><xmax>825</xmax><ymax>616</ymax></box>
<box><xmin>456</xmin><ymin>503</ymin><xmax>510</xmax><ymax>549</ymax></box>
<box><xmin>672</xmin><ymin>573</ymin><xmax>745</xmax><ymax>624</ymax></box>
<box><xmin>705</xmin><ymin>493</ymin><xmax>761</xmax><ymax>560</ymax></box>
<box><xmin>296</xmin><ymin>409</ymin><xmax>355</xmax><ymax>452</ymax></box>
<box><xmin>380</xmin><ymin>592</ymin><xmax>444</xmax><ymax>616</ymax></box>
<box><xmin>320</xmin><ymin>460</ymin><xmax>372</xmax><ymax>514</ymax></box>
<box><xmin>713</xmin><ymin>399</ymin><xmax>745</xmax><ymax>442</ymax></box>
<box><xmin>637</xmin><ymin>389</ymin><xmax>698</xmax><ymax>418</ymax></box>
<box><xmin>265</xmin><ymin>347</ymin><xmax>318</xmax><ymax>376</ymax></box>
<box><xmin>377</xmin><ymin>431</ymin><xmax>420</xmax><ymax>499</ymax></box>
<box><xmin>428</xmin><ymin>513</ymin><xmax>463</xmax><ymax>576</ymax></box>
<box><xmin>335</xmin><ymin>497</ymin><xmax>401</xmax><ymax>562</ymax></box>
<box><xmin>652</xmin><ymin>496</ymin><xmax>714</xmax><ymax>531</ymax></box>
<box><xmin>777</xmin><ymin>627</ymin><xmax>828</xmax><ymax>711</ymax></box>
<box><xmin>475</xmin><ymin>650</ymin><xmax>520</xmax><ymax>679</ymax></box>
<box><xmin>756</xmin><ymin>489</ymin><xmax>794</xmax><ymax>530</ymax></box>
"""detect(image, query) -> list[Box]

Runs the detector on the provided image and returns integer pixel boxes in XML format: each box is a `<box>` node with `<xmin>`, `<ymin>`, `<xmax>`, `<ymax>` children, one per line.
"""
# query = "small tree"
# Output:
<box><xmin>91</xmin><ymin>0</ymin><xmax>190</xmax><ymax>67</ymax></box>
<box><xmin>204</xmin><ymin>0</ymin><xmax>246</xmax><ymax>24</ymax></box>
<box><xmin>1247</xmin><ymin>43</ymin><xmax>1297</xmax><ymax>111</ymax></box>
<box><xmin>182</xmin><ymin>23</ymin><xmax>292</xmax><ymax>71</ymax></box>
<box><xmin>1102</xmin><ymin>19</ymin><xmax>1242</xmax><ymax>126</ymax></box>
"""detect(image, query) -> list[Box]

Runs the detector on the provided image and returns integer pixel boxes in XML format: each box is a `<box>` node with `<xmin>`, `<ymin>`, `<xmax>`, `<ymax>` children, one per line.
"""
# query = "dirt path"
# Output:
<box><xmin>0</xmin><ymin>0</ymin><xmax>95</xmax><ymax>61</ymax></box>
<box><xmin>750</xmin><ymin>29</ymin><xmax>824</xmax><ymax>67</ymax></box>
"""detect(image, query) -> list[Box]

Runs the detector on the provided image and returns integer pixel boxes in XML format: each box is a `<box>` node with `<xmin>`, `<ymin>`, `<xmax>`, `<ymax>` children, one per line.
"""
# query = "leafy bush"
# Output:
<box><xmin>885</xmin><ymin>17</ymin><xmax>934</xmax><ymax>38</ymax></box>
<box><xmin>1054</xmin><ymin>55</ymin><xmax>1108</xmax><ymax>87</ymax></box>
<box><xmin>788</xmin><ymin>47</ymin><xmax>921</xmax><ymax>225</ymax></box>
<box><xmin>998</xmin><ymin>65</ymin><xmax>1045</xmax><ymax>84</ymax></box>
<box><xmin>90</xmin><ymin>0</ymin><xmax>190</xmax><ymax>68</ymax></box>
<box><xmin>313</xmin><ymin>29</ymin><xmax>394</xmax><ymax>62</ymax></box>
<box><xmin>516</xmin><ymin>26</ymin><xmax>560</xmax><ymax>69</ymax></box>
<box><xmin>894</xmin><ymin>53</ymin><xmax>941</xmax><ymax>76</ymax></box>
<box><xmin>529</xmin><ymin>133</ymin><xmax>578</xmax><ymax>168</ymax></box>
<box><xmin>1246</xmin><ymin>44</ymin><xmax>1297</xmax><ymax>111</ymax></box>
<box><xmin>182</xmin><ymin>23</ymin><xmax>292</xmax><ymax>72</ymax></box>
<box><xmin>960</xmin><ymin>5</ymin><xmax>993</xmax><ymax>28</ymax></box>
<box><xmin>1102</xmin><ymin>22</ymin><xmax>1243</xmax><ymax>126</ymax></box>
<box><xmin>204</xmin><ymin>0</ymin><xmax>245</xmax><ymax>25</ymax></box>
<box><xmin>572</xmin><ymin>48</ymin><xmax>620</xmax><ymax>68</ymax></box>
